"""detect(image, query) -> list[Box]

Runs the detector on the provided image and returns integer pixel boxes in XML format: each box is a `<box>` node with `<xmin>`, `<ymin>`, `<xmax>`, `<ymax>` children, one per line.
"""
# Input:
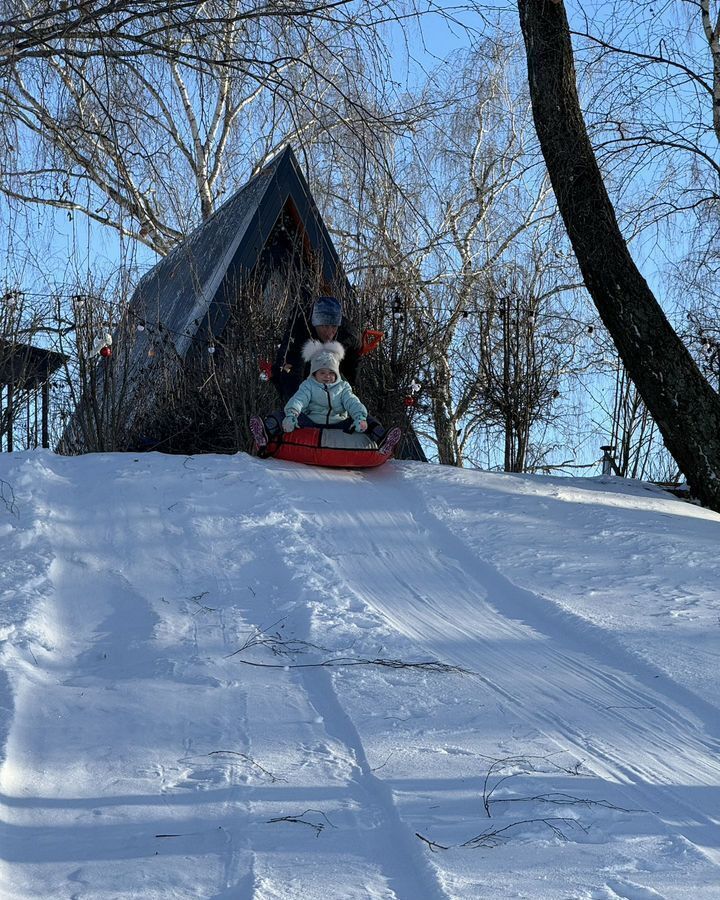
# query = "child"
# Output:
<box><xmin>250</xmin><ymin>340</ymin><xmax>401</xmax><ymax>456</ymax></box>
<box><xmin>282</xmin><ymin>340</ymin><xmax>367</xmax><ymax>433</ymax></box>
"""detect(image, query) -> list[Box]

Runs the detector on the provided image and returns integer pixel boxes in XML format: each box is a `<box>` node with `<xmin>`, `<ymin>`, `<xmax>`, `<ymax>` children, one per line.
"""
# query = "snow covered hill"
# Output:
<box><xmin>1</xmin><ymin>450</ymin><xmax>719</xmax><ymax>899</ymax></box>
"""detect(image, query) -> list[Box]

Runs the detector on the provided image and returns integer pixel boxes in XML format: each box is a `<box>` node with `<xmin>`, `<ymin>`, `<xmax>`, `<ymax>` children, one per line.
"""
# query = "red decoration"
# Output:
<box><xmin>99</xmin><ymin>345</ymin><xmax>112</xmax><ymax>358</ymax></box>
<box><xmin>403</xmin><ymin>395</ymin><xmax>416</xmax><ymax>407</ymax></box>
<box><xmin>360</xmin><ymin>329</ymin><xmax>384</xmax><ymax>356</ymax></box>
<box><xmin>258</xmin><ymin>357</ymin><xmax>272</xmax><ymax>381</ymax></box>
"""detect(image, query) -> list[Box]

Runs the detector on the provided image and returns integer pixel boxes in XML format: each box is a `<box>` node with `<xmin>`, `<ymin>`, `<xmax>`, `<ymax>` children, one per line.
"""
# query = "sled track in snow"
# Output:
<box><xmin>226</xmin><ymin>458</ymin><xmax>452</xmax><ymax>900</ymax></box>
<box><xmin>275</xmin><ymin>462</ymin><xmax>720</xmax><ymax>868</ymax></box>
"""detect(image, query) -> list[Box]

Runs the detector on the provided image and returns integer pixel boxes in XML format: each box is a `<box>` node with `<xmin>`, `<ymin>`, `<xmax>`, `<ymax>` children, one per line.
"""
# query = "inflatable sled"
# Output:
<box><xmin>258</xmin><ymin>426</ymin><xmax>399</xmax><ymax>469</ymax></box>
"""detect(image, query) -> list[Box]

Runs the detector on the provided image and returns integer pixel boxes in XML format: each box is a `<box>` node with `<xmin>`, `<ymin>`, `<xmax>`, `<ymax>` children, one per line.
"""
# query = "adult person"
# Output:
<box><xmin>252</xmin><ymin>295</ymin><xmax>400</xmax><ymax>454</ymax></box>
<box><xmin>271</xmin><ymin>295</ymin><xmax>362</xmax><ymax>404</ymax></box>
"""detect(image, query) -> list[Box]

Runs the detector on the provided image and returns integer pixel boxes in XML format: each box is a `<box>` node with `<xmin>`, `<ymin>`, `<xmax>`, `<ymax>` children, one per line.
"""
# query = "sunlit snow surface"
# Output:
<box><xmin>1</xmin><ymin>450</ymin><xmax>718</xmax><ymax>899</ymax></box>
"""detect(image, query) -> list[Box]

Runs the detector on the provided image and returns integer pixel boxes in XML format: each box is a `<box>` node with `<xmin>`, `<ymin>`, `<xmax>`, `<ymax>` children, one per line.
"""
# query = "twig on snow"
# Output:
<box><xmin>266</xmin><ymin>809</ymin><xmax>336</xmax><ymax>837</ymax></box>
<box><xmin>415</xmin><ymin>816</ymin><xmax>586</xmax><ymax>852</ymax></box>
<box><xmin>415</xmin><ymin>752</ymin><xmax>646</xmax><ymax>852</ymax></box>
<box><xmin>490</xmin><ymin>791</ymin><xmax>645</xmax><ymax>814</ymax></box>
<box><xmin>225</xmin><ymin>618</ymin><xmax>339</xmax><ymax>659</ymax></box>
<box><xmin>1</xmin><ymin>478</ymin><xmax>19</xmax><ymax>517</ymax></box>
<box><xmin>206</xmin><ymin>750</ymin><xmax>286</xmax><ymax>783</ymax></box>
<box><xmin>460</xmin><ymin>816</ymin><xmax>587</xmax><ymax>848</ymax></box>
<box><xmin>415</xmin><ymin>832</ymin><xmax>449</xmax><ymax>852</ymax></box>
<box><xmin>188</xmin><ymin>591</ymin><xmax>217</xmax><ymax>614</ymax></box>
<box><xmin>225</xmin><ymin>619</ymin><xmax>471</xmax><ymax>674</ymax></box>
<box><xmin>235</xmin><ymin>655</ymin><xmax>472</xmax><ymax>674</ymax></box>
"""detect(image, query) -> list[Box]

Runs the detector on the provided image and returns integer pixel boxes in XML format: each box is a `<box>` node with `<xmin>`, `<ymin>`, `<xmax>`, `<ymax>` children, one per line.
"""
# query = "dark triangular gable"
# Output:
<box><xmin>127</xmin><ymin>144</ymin><xmax>350</xmax><ymax>363</ymax></box>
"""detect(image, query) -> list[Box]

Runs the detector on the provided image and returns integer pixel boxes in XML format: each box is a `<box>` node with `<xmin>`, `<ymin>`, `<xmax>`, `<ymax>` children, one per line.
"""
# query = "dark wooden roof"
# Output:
<box><xmin>125</xmin><ymin>144</ymin><xmax>349</xmax><ymax>362</ymax></box>
<box><xmin>0</xmin><ymin>339</ymin><xmax>67</xmax><ymax>388</ymax></box>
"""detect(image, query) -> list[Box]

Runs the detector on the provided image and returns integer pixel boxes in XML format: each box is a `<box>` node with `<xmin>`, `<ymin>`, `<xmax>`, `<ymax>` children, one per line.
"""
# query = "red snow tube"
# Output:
<box><xmin>261</xmin><ymin>426</ymin><xmax>395</xmax><ymax>468</ymax></box>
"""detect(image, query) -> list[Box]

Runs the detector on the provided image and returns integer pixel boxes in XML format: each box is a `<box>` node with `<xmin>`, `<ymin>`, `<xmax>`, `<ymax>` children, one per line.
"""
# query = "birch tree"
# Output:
<box><xmin>0</xmin><ymin>1</ymin><xmax>441</xmax><ymax>255</ymax></box>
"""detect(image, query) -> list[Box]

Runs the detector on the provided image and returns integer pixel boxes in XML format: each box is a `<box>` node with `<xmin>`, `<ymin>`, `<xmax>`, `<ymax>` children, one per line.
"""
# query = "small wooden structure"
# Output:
<box><xmin>64</xmin><ymin>144</ymin><xmax>425</xmax><ymax>460</ymax></box>
<box><xmin>0</xmin><ymin>339</ymin><xmax>67</xmax><ymax>450</ymax></box>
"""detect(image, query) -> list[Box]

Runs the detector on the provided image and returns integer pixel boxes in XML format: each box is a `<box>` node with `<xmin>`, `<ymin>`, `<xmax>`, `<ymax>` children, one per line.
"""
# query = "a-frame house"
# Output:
<box><xmin>64</xmin><ymin>145</ymin><xmax>425</xmax><ymax>461</ymax></box>
<box><xmin>125</xmin><ymin>144</ymin><xmax>351</xmax><ymax>367</ymax></box>
<box><xmin>64</xmin><ymin>146</ymin><xmax>354</xmax><ymax>454</ymax></box>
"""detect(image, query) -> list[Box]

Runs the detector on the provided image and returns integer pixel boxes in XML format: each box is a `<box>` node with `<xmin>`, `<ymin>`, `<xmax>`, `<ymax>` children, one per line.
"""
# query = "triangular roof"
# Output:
<box><xmin>126</xmin><ymin>144</ymin><xmax>350</xmax><ymax>361</ymax></box>
<box><xmin>63</xmin><ymin>145</ymin><xmax>352</xmax><ymax>452</ymax></box>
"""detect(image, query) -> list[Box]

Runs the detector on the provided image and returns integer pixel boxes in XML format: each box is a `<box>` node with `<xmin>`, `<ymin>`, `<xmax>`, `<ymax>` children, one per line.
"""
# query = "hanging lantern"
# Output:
<box><xmin>100</xmin><ymin>345</ymin><xmax>112</xmax><ymax>358</ymax></box>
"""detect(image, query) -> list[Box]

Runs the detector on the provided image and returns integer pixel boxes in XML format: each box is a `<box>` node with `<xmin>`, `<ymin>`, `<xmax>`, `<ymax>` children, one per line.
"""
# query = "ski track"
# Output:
<box><xmin>268</xmin><ymin>460</ymin><xmax>720</xmax><ymax>871</ymax></box>
<box><xmin>230</xmin><ymin>459</ymin><xmax>451</xmax><ymax>900</ymax></box>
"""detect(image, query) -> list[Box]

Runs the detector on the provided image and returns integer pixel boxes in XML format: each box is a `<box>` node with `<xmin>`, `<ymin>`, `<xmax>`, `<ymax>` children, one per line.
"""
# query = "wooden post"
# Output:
<box><xmin>7</xmin><ymin>385</ymin><xmax>13</xmax><ymax>452</ymax></box>
<box><xmin>42</xmin><ymin>381</ymin><xmax>50</xmax><ymax>448</ymax></box>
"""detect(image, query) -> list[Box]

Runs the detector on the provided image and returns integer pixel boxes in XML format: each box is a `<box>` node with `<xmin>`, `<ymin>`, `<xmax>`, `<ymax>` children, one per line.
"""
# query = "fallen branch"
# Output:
<box><xmin>415</xmin><ymin>832</ymin><xmax>449</xmax><ymax>852</ymax></box>
<box><xmin>415</xmin><ymin>816</ymin><xmax>586</xmax><ymax>852</ymax></box>
<box><xmin>235</xmin><ymin>655</ymin><xmax>471</xmax><ymax>674</ymax></box>
<box><xmin>1</xmin><ymin>478</ymin><xmax>18</xmax><ymax>517</ymax></box>
<box><xmin>226</xmin><ymin>619</ymin><xmax>472</xmax><ymax>674</ymax></box>
<box><xmin>491</xmin><ymin>791</ymin><xmax>644</xmax><ymax>814</ymax></box>
<box><xmin>415</xmin><ymin>752</ymin><xmax>646</xmax><ymax>852</ymax></box>
<box><xmin>481</xmin><ymin>753</ymin><xmax>587</xmax><ymax>817</ymax></box>
<box><xmin>460</xmin><ymin>816</ymin><xmax>586</xmax><ymax>848</ymax></box>
<box><xmin>266</xmin><ymin>809</ymin><xmax>336</xmax><ymax>837</ymax></box>
<box><xmin>225</xmin><ymin>618</ymin><xmax>341</xmax><ymax>659</ymax></box>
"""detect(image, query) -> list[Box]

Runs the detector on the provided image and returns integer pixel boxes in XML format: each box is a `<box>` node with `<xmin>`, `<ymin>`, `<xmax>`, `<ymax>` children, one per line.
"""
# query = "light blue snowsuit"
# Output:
<box><xmin>284</xmin><ymin>376</ymin><xmax>368</xmax><ymax>428</ymax></box>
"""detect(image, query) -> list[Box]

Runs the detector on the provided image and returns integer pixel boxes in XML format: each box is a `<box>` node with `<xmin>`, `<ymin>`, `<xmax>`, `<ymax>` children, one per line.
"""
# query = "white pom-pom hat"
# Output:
<box><xmin>302</xmin><ymin>340</ymin><xmax>345</xmax><ymax>379</ymax></box>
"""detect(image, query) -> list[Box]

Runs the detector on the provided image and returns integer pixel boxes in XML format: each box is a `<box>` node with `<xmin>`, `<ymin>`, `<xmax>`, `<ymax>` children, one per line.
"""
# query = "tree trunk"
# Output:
<box><xmin>517</xmin><ymin>0</ymin><xmax>720</xmax><ymax>511</ymax></box>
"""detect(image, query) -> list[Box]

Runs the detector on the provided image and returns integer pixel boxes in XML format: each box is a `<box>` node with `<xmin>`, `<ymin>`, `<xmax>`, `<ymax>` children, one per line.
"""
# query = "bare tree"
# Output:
<box><xmin>1</xmin><ymin>0</ymin><xmax>459</xmax><ymax>265</ymax></box>
<box><xmin>517</xmin><ymin>0</ymin><xmax>720</xmax><ymax>511</ymax></box>
<box><xmin>564</xmin><ymin>1</ymin><xmax>720</xmax><ymax>296</ymax></box>
<box><xmin>315</xmin><ymin>33</ymin><xmax>597</xmax><ymax>469</ymax></box>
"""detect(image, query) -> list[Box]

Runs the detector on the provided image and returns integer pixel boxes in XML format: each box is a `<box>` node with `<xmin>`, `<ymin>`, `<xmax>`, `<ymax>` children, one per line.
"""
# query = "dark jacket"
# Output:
<box><xmin>271</xmin><ymin>308</ymin><xmax>362</xmax><ymax>403</ymax></box>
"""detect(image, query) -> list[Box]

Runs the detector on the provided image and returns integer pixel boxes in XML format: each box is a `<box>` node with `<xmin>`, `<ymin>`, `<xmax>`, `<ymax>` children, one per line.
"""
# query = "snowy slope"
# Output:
<box><xmin>0</xmin><ymin>450</ymin><xmax>719</xmax><ymax>900</ymax></box>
